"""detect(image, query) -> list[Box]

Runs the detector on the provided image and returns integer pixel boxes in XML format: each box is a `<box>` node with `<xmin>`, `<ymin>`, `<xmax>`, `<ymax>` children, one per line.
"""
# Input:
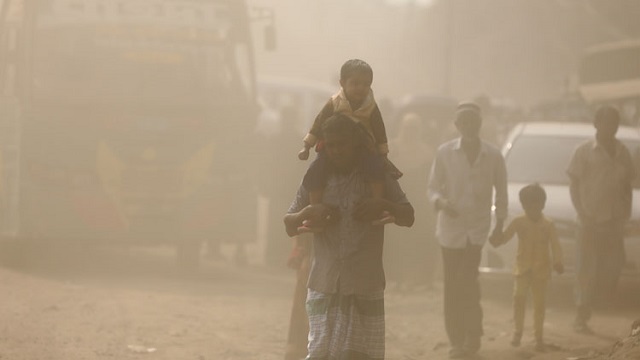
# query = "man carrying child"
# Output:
<box><xmin>284</xmin><ymin>114</ymin><xmax>414</xmax><ymax>360</ymax></box>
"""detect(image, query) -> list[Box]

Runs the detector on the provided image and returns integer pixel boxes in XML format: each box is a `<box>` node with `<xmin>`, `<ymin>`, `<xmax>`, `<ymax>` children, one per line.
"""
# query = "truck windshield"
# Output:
<box><xmin>31</xmin><ymin>0</ymin><xmax>252</xmax><ymax>105</ymax></box>
<box><xmin>579</xmin><ymin>46</ymin><xmax>640</xmax><ymax>85</ymax></box>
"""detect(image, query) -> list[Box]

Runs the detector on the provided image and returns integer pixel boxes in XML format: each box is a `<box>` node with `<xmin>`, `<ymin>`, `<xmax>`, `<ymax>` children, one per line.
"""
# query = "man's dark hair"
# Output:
<box><xmin>519</xmin><ymin>183</ymin><xmax>546</xmax><ymax>205</ymax></box>
<box><xmin>340</xmin><ymin>59</ymin><xmax>373</xmax><ymax>82</ymax></box>
<box><xmin>322</xmin><ymin>113</ymin><xmax>359</xmax><ymax>139</ymax></box>
<box><xmin>594</xmin><ymin>105</ymin><xmax>620</xmax><ymax>124</ymax></box>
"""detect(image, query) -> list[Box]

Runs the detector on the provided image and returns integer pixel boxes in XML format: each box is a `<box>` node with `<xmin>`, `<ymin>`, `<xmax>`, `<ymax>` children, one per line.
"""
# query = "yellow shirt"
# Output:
<box><xmin>503</xmin><ymin>214</ymin><xmax>563</xmax><ymax>278</ymax></box>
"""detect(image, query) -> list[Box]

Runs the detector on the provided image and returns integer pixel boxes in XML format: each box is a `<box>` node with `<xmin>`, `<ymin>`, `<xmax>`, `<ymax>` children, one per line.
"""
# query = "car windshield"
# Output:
<box><xmin>506</xmin><ymin>134</ymin><xmax>640</xmax><ymax>185</ymax></box>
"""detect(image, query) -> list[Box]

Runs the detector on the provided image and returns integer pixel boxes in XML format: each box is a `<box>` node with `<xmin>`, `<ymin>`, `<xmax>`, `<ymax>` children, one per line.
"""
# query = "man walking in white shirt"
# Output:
<box><xmin>428</xmin><ymin>103</ymin><xmax>508</xmax><ymax>358</ymax></box>
<box><xmin>567</xmin><ymin>105</ymin><xmax>635</xmax><ymax>334</ymax></box>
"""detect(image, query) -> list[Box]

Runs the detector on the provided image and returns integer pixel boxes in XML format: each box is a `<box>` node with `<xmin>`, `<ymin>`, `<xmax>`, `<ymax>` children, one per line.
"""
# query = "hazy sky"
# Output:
<box><xmin>250</xmin><ymin>0</ymin><xmax>624</xmax><ymax>107</ymax></box>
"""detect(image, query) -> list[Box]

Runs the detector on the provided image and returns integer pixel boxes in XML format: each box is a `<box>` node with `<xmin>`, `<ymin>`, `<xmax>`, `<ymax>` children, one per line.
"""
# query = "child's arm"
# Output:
<box><xmin>370</xmin><ymin>106</ymin><xmax>389</xmax><ymax>155</ymax></box>
<box><xmin>490</xmin><ymin>218</ymin><xmax>517</xmax><ymax>247</ymax></box>
<box><xmin>299</xmin><ymin>100</ymin><xmax>334</xmax><ymax>160</ymax></box>
<box><xmin>549</xmin><ymin>223</ymin><xmax>564</xmax><ymax>274</ymax></box>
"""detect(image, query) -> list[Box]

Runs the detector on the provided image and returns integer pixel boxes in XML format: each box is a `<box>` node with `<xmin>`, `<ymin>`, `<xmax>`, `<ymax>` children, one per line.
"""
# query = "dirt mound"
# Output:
<box><xmin>601</xmin><ymin>320</ymin><xmax>640</xmax><ymax>360</ymax></box>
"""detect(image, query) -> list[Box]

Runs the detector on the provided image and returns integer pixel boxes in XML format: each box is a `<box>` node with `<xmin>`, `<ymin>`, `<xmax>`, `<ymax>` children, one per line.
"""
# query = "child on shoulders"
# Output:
<box><xmin>296</xmin><ymin>59</ymin><xmax>401</xmax><ymax>232</ymax></box>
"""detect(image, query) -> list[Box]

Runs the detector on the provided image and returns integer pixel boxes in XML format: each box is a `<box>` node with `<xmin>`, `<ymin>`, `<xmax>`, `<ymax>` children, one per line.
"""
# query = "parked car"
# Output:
<box><xmin>481</xmin><ymin>121</ymin><xmax>640</xmax><ymax>279</ymax></box>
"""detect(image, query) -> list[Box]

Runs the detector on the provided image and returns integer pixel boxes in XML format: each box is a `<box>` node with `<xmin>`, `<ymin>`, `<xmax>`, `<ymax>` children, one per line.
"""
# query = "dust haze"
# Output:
<box><xmin>0</xmin><ymin>0</ymin><xmax>638</xmax><ymax>359</ymax></box>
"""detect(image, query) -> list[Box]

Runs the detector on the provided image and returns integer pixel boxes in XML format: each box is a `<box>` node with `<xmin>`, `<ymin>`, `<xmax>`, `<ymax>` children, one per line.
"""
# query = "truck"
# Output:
<box><xmin>0</xmin><ymin>0</ymin><xmax>269</xmax><ymax>270</ymax></box>
<box><xmin>577</xmin><ymin>39</ymin><xmax>640</xmax><ymax>125</ymax></box>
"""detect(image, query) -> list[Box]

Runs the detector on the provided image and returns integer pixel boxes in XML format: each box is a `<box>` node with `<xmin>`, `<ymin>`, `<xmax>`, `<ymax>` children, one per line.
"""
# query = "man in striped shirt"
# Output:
<box><xmin>284</xmin><ymin>114</ymin><xmax>414</xmax><ymax>360</ymax></box>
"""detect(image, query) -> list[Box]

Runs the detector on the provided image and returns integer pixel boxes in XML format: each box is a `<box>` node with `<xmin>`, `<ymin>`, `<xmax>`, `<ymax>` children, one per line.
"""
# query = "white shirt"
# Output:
<box><xmin>567</xmin><ymin>139</ymin><xmax>635</xmax><ymax>224</ymax></box>
<box><xmin>427</xmin><ymin>138</ymin><xmax>508</xmax><ymax>248</ymax></box>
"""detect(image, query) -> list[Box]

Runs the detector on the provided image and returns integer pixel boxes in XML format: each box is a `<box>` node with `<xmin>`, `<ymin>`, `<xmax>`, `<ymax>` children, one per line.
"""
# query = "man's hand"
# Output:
<box><xmin>553</xmin><ymin>262</ymin><xmax>564</xmax><ymax>275</ymax></box>
<box><xmin>300</xmin><ymin>203</ymin><xmax>339</xmax><ymax>226</ymax></box>
<box><xmin>488</xmin><ymin>232</ymin><xmax>503</xmax><ymax>247</ymax></box>
<box><xmin>436</xmin><ymin>198</ymin><xmax>459</xmax><ymax>218</ymax></box>
<box><xmin>352</xmin><ymin>198</ymin><xmax>390</xmax><ymax>222</ymax></box>
<box><xmin>284</xmin><ymin>203</ymin><xmax>338</xmax><ymax>237</ymax></box>
<box><xmin>489</xmin><ymin>220</ymin><xmax>504</xmax><ymax>245</ymax></box>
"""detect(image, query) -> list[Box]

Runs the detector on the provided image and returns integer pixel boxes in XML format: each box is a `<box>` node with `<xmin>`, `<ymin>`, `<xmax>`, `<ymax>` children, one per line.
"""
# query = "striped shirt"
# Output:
<box><xmin>288</xmin><ymin>171</ymin><xmax>409</xmax><ymax>295</ymax></box>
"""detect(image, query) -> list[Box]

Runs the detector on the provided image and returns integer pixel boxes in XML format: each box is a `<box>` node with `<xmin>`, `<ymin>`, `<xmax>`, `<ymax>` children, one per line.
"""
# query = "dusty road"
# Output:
<box><xmin>0</xmin><ymin>243</ymin><xmax>637</xmax><ymax>360</ymax></box>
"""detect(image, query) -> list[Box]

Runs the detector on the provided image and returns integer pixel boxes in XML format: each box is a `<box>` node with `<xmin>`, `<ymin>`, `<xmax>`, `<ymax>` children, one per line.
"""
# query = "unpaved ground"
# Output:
<box><xmin>0</xmin><ymin>243</ymin><xmax>637</xmax><ymax>360</ymax></box>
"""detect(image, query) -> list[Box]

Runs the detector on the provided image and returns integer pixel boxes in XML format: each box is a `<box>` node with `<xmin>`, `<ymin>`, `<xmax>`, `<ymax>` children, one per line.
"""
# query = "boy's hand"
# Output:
<box><xmin>553</xmin><ymin>263</ymin><xmax>564</xmax><ymax>275</ymax></box>
<box><xmin>298</xmin><ymin>147</ymin><xmax>310</xmax><ymax>160</ymax></box>
<box><xmin>298</xmin><ymin>142</ymin><xmax>312</xmax><ymax>161</ymax></box>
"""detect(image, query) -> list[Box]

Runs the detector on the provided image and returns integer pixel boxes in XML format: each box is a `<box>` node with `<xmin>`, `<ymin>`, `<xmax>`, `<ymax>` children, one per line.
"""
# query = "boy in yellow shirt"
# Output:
<box><xmin>490</xmin><ymin>183</ymin><xmax>564</xmax><ymax>351</ymax></box>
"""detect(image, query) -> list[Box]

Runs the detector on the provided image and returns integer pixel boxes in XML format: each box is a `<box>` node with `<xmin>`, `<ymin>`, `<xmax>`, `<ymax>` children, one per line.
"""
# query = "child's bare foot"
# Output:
<box><xmin>371</xmin><ymin>211</ymin><xmax>395</xmax><ymax>226</ymax></box>
<box><xmin>298</xmin><ymin>147</ymin><xmax>310</xmax><ymax>160</ymax></box>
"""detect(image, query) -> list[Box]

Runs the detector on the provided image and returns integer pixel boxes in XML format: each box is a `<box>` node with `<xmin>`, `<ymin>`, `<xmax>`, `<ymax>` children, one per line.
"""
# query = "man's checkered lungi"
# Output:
<box><xmin>305</xmin><ymin>289</ymin><xmax>385</xmax><ymax>360</ymax></box>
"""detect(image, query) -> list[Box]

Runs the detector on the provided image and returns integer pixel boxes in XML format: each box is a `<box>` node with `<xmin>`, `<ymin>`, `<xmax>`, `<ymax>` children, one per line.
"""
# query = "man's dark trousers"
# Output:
<box><xmin>441</xmin><ymin>244</ymin><xmax>483</xmax><ymax>348</ymax></box>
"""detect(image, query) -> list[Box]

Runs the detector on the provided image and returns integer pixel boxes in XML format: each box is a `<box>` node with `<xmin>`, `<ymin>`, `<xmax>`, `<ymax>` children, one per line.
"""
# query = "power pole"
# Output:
<box><xmin>443</xmin><ymin>0</ymin><xmax>454</xmax><ymax>96</ymax></box>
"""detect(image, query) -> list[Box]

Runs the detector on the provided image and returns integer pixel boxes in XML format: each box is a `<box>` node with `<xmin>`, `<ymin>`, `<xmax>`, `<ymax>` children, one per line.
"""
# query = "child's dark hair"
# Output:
<box><xmin>519</xmin><ymin>183</ymin><xmax>546</xmax><ymax>205</ymax></box>
<box><xmin>340</xmin><ymin>59</ymin><xmax>373</xmax><ymax>81</ymax></box>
